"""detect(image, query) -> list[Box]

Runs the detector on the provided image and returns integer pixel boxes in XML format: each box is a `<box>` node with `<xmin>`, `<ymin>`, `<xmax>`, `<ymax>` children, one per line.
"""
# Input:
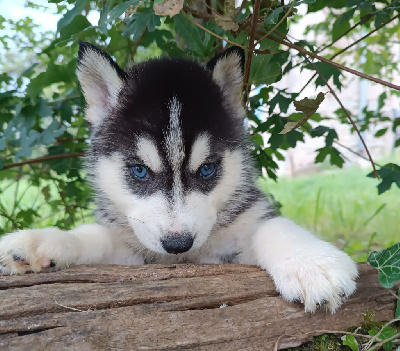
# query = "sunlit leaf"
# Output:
<box><xmin>368</xmin><ymin>242</ymin><xmax>400</xmax><ymax>288</ymax></box>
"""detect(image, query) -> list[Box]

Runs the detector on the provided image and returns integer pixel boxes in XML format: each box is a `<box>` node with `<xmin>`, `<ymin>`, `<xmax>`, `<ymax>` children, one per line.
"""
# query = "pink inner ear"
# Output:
<box><xmin>97</xmin><ymin>80</ymin><xmax>111</xmax><ymax>110</ymax></box>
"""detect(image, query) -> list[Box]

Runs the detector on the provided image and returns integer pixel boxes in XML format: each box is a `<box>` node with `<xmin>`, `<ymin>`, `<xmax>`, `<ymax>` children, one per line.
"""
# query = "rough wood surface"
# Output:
<box><xmin>0</xmin><ymin>263</ymin><xmax>396</xmax><ymax>350</ymax></box>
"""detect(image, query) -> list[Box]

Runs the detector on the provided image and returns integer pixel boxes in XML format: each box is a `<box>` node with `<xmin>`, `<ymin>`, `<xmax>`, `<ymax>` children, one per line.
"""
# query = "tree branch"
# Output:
<box><xmin>183</xmin><ymin>6</ymin><xmax>214</xmax><ymax>19</ymax></box>
<box><xmin>317</xmin><ymin>14</ymin><xmax>373</xmax><ymax>54</ymax></box>
<box><xmin>362</xmin><ymin>318</ymin><xmax>400</xmax><ymax>351</ymax></box>
<box><xmin>1</xmin><ymin>153</ymin><xmax>84</xmax><ymax>171</ymax></box>
<box><xmin>298</xmin><ymin>13</ymin><xmax>400</xmax><ymax>94</ymax></box>
<box><xmin>333</xmin><ymin>140</ymin><xmax>381</xmax><ymax>168</ymax></box>
<box><xmin>243</xmin><ymin>0</ymin><xmax>261</xmax><ymax>105</ymax></box>
<box><xmin>181</xmin><ymin>10</ymin><xmax>248</xmax><ymax>51</ymax></box>
<box><xmin>266</xmin><ymin>34</ymin><xmax>400</xmax><ymax>91</ymax></box>
<box><xmin>293</xmin><ymin>40</ymin><xmax>379</xmax><ymax>179</ymax></box>
<box><xmin>255</xmin><ymin>0</ymin><xmax>296</xmax><ymax>46</ymax></box>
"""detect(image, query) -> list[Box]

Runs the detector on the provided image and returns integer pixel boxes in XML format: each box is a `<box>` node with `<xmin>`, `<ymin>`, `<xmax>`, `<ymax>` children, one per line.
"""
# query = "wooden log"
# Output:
<box><xmin>0</xmin><ymin>263</ymin><xmax>396</xmax><ymax>350</ymax></box>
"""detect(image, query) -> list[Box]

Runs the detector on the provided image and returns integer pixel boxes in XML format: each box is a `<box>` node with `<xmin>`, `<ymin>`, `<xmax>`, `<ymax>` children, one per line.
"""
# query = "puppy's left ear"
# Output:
<box><xmin>77</xmin><ymin>42</ymin><xmax>126</xmax><ymax>127</ymax></box>
<box><xmin>206</xmin><ymin>46</ymin><xmax>245</xmax><ymax>119</ymax></box>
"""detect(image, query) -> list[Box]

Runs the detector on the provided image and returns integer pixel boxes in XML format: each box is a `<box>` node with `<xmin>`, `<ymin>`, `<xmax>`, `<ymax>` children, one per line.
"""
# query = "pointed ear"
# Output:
<box><xmin>206</xmin><ymin>46</ymin><xmax>245</xmax><ymax>119</ymax></box>
<box><xmin>76</xmin><ymin>42</ymin><xmax>126</xmax><ymax>127</ymax></box>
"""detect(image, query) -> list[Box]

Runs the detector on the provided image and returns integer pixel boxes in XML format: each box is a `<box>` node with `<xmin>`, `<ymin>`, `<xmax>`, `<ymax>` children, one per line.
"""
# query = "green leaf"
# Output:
<box><xmin>308</xmin><ymin>62</ymin><xmax>343</xmax><ymax>91</ymax></box>
<box><xmin>375</xmin><ymin>10</ymin><xmax>391</xmax><ymax>28</ymax></box>
<box><xmin>375</xmin><ymin>128</ymin><xmax>388</xmax><ymax>137</ymax></box>
<box><xmin>108</xmin><ymin>0</ymin><xmax>141</xmax><ymax>22</ymax></box>
<box><xmin>59</xmin><ymin>15</ymin><xmax>92</xmax><ymax>40</ymax></box>
<box><xmin>267</xmin><ymin>91</ymin><xmax>294</xmax><ymax>114</ymax></box>
<box><xmin>367</xmin><ymin>163</ymin><xmax>400</xmax><ymax>195</ymax></box>
<box><xmin>310</xmin><ymin>125</ymin><xmax>331</xmax><ymax>137</ymax></box>
<box><xmin>41</xmin><ymin>121</ymin><xmax>65</xmax><ymax>145</ymax></box>
<box><xmin>252</xmin><ymin>133</ymin><xmax>264</xmax><ymax>147</ymax></box>
<box><xmin>27</xmin><ymin>62</ymin><xmax>73</xmax><ymax>98</ymax></box>
<box><xmin>341</xmin><ymin>335</ymin><xmax>358</xmax><ymax>351</ymax></box>
<box><xmin>368</xmin><ymin>242</ymin><xmax>400</xmax><ymax>288</ymax></box>
<box><xmin>315</xmin><ymin>146</ymin><xmax>344</xmax><ymax>167</ymax></box>
<box><xmin>250</xmin><ymin>60</ymin><xmax>281</xmax><ymax>86</ymax></box>
<box><xmin>396</xmin><ymin>287</ymin><xmax>400</xmax><ymax>318</ymax></box>
<box><xmin>368</xmin><ymin>326</ymin><xmax>397</xmax><ymax>351</ymax></box>
<box><xmin>332</xmin><ymin>21</ymin><xmax>349</xmax><ymax>42</ymax></box>
<box><xmin>0</xmin><ymin>138</ymin><xmax>6</xmax><ymax>151</ymax></box>
<box><xmin>336</xmin><ymin>8</ymin><xmax>356</xmax><ymax>26</ymax></box>
<box><xmin>265</xmin><ymin>7</ymin><xmax>284</xmax><ymax>25</ymax></box>
<box><xmin>123</xmin><ymin>8</ymin><xmax>161</xmax><ymax>38</ymax></box>
<box><xmin>57</xmin><ymin>0</ymin><xmax>90</xmax><ymax>32</ymax></box>
<box><xmin>174</xmin><ymin>13</ymin><xmax>207</xmax><ymax>57</ymax></box>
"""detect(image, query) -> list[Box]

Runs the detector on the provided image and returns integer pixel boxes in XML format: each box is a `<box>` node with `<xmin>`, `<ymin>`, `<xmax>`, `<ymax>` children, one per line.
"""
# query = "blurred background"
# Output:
<box><xmin>0</xmin><ymin>0</ymin><xmax>399</xmax><ymax>261</ymax></box>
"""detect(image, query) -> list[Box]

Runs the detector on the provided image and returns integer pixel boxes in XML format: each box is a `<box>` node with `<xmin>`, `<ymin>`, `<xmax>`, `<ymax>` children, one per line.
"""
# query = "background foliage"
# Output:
<box><xmin>0</xmin><ymin>1</ymin><xmax>399</xmax><ymax>348</ymax></box>
<box><xmin>0</xmin><ymin>0</ymin><xmax>399</xmax><ymax>238</ymax></box>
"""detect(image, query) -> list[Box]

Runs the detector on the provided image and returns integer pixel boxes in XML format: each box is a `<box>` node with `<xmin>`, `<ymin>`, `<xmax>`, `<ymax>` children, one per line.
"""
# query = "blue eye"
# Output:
<box><xmin>131</xmin><ymin>164</ymin><xmax>149</xmax><ymax>179</ymax></box>
<box><xmin>199</xmin><ymin>163</ymin><xmax>217</xmax><ymax>178</ymax></box>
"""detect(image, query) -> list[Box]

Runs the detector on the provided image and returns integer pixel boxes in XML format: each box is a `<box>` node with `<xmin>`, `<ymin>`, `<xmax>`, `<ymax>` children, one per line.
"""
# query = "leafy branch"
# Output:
<box><xmin>266</xmin><ymin>34</ymin><xmax>400</xmax><ymax>92</ymax></box>
<box><xmin>243</xmin><ymin>0</ymin><xmax>261</xmax><ymax>105</ymax></box>
<box><xmin>299</xmin><ymin>13</ymin><xmax>400</xmax><ymax>94</ymax></box>
<box><xmin>293</xmin><ymin>39</ymin><xmax>379</xmax><ymax>179</ymax></box>
<box><xmin>1</xmin><ymin>153</ymin><xmax>84</xmax><ymax>171</ymax></box>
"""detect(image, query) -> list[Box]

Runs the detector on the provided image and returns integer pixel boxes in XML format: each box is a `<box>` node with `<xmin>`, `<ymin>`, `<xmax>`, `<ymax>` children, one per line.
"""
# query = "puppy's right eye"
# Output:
<box><xmin>131</xmin><ymin>164</ymin><xmax>149</xmax><ymax>180</ymax></box>
<box><xmin>199</xmin><ymin>162</ymin><xmax>217</xmax><ymax>178</ymax></box>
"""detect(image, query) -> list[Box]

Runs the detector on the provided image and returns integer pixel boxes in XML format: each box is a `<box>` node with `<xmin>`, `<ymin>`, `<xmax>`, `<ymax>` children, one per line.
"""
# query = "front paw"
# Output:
<box><xmin>270</xmin><ymin>247</ymin><xmax>358</xmax><ymax>313</ymax></box>
<box><xmin>0</xmin><ymin>228</ymin><xmax>79</xmax><ymax>274</ymax></box>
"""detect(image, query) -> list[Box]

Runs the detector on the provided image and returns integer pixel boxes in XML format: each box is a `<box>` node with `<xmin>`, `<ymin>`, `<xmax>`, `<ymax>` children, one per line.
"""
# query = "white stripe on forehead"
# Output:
<box><xmin>136</xmin><ymin>137</ymin><xmax>163</xmax><ymax>172</ymax></box>
<box><xmin>165</xmin><ymin>96</ymin><xmax>184</xmax><ymax>168</ymax></box>
<box><xmin>189</xmin><ymin>133</ymin><xmax>210</xmax><ymax>172</ymax></box>
<box><xmin>165</xmin><ymin>96</ymin><xmax>185</xmax><ymax>200</ymax></box>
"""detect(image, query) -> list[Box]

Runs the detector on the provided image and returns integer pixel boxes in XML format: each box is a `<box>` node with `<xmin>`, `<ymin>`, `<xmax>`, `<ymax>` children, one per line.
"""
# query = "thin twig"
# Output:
<box><xmin>0</xmin><ymin>205</ymin><xmax>22</xmax><ymax>229</ymax></box>
<box><xmin>183</xmin><ymin>6</ymin><xmax>214</xmax><ymax>19</ymax></box>
<box><xmin>255</xmin><ymin>0</ymin><xmax>296</xmax><ymax>46</ymax></box>
<box><xmin>274</xmin><ymin>329</ymin><xmax>374</xmax><ymax>350</ymax></box>
<box><xmin>331</xmin><ymin>14</ymin><xmax>400</xmax><ymax>61</ymax></box>
<box><xmin>243</xmin><ymin>0</ymin><xmax>261</xmax><ymax>105</ymax></box>
<box><xmin>299</xmin><ymin>13</ymin><xmax>400</xmax><ymax>94</ymax></box>
<box><xmin>181</xmin><ymin>9</ymin><xmax>277</xmax><ymax>55</ymax></box>
<box><xmin>362</xmin><ymin>318</ymin><xmax>400</xmax><ymax>351</ymax></box>
<box><xmin>317</xmin><ymin>0</ymin><xmax>399</xmax><ymax>55</ymax></box>
<box><xmin>334</xmin><ymin>140</ymin><xmax>382</xmax><ymax>168</ymax></box>
<box><xmin>388</xmin><ymin>288</ymin><xmax>400</xmax><ymax>301</ymax></box>
<box><xmin>1</xmin><ymin>153</ymin><xmax>84</xmax><ymax>171</ymax></box>
<box><xmin>293</xmin><ymin>41</ymin><xmax>379</xmax><ymax>179</ymax></box>
<box><xmin>317</xmin><ymin>14</ymin><xmax>373</xmax><ymax>54</ymax></box>
<box><xmin>56</xmin><ymin>137</ymin><xmax>86</xmax><ymax>143</ymax></box>
<box><xmin>266</xmin><ymin>34</ymin><xmax>400</xmax><ymax>92</ymax></box>
<box><xmin>367</xmin><ymin>331</ymin><xmax>400</xmax><ymax>351</ymax></box>
<box><xmin>181</xmin><ymin>10</ymin><xmax>248</xmax><ymax>51</ymax></box>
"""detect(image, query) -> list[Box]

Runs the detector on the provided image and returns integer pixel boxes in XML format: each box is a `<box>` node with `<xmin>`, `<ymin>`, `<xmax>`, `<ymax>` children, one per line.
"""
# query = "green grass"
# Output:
<box><xmin>258</xmin><ymin>163</ymin><xmax>400</xmax><ymax>261</ymax></box>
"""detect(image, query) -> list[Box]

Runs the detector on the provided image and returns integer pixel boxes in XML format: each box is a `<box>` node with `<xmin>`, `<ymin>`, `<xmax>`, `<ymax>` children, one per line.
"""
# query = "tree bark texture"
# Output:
<box><xmin>0</xmin><ymin>263</ymin><xmax>397</xmax><ymax>350</ymax></box>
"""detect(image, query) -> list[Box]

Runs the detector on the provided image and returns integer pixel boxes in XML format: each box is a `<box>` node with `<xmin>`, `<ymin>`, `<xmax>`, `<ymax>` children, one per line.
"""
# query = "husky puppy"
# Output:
<box><xmin>0</xmin><ymin>43</ymin><xmax>357</xmax><ymax>312</ymax></box>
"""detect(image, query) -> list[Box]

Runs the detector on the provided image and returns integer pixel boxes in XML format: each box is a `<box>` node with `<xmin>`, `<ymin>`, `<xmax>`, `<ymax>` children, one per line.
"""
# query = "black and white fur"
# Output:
<box><xmin>0</xmin><ymin>43</ymin><xmax>357</xmax><ymax>313</ymax></box>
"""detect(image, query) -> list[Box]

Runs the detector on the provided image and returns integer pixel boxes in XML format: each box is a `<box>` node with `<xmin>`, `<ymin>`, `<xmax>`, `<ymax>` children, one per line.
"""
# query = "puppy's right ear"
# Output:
<box><xmin>76</xmin><ymin>42</ymin><xmax>126</xmax><ymax>127</ymax></box>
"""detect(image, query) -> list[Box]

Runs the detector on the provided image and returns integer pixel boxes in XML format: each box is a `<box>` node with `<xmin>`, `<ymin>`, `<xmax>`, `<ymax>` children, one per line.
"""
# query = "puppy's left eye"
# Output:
<box><xmin>199</xmin><ymin>162</ymin><xmax>217</xmax><ymax>178</ymax></box>
<box><xmin>131</xmin><ymin>164</ymin><xmax>149</xmax><ymax>180</ymax></box>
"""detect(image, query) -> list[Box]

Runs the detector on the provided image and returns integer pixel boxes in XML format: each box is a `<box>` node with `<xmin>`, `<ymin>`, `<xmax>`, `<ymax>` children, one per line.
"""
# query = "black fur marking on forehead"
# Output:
<box><xmin>89</xmin><ymin>54</ymin><xmax>247</xmax><ymax>202</ymax></box>
<box><xmin>93</xmin><ymin>56</ymin><xmax>244</xmax><ymax>156</ymax></box>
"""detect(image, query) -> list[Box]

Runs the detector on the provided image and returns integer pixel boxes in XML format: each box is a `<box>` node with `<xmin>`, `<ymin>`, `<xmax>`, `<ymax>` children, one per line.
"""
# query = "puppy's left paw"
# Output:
<box><xmin>270</xmin><ymin>247</ymin><xmax>358</xmax><ymax>313</ymax></box>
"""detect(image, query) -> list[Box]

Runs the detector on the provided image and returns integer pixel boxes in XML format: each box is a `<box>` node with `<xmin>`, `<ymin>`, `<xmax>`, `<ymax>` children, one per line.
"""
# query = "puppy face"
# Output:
<box><xmin>77</xmin><ymin>43</ymin><xmax>246</xmax><ymax>255</ymax></box>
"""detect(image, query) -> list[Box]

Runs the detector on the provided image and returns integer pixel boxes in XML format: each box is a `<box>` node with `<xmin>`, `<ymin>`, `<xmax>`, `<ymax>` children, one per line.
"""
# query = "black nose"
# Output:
<box><xmin>161</xmin><ymin>233</ymin><xmax>194</xmax><ymax>254</ymax></box>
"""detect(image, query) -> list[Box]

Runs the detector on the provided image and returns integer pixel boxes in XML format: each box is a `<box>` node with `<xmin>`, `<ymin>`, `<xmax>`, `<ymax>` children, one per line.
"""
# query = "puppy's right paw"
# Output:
<box><xmin>0</xmin><ymin>228</ymin><xmax>79</xmax><ymax>274</ymax></box>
